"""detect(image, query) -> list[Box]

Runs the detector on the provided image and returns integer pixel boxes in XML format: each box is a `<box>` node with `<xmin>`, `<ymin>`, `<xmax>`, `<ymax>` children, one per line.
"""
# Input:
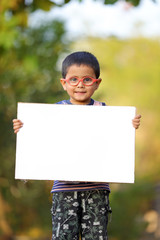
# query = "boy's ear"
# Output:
<box><xmin>95</xmin><ymin>78</ymin><xmax>102</xmax><ymax>89</ymax></box>
<box><xmin>60</xmin><ymin>79</ymin><xmax>67</xmax><ymax>90</ymax></box>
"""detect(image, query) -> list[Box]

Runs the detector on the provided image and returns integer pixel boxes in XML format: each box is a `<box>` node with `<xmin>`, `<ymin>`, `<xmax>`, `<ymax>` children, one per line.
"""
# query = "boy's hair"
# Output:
<box><xmin>62</xmin><ymin>51</ymin><xmax>100</xmax><ymax>78</ymax></box>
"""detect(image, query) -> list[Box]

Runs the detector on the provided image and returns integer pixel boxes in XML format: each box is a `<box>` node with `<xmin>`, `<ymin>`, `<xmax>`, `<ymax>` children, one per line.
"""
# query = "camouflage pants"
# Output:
<box><xmin>51</xmin><ymin>190</ymin><xmax>111</xmax><ymax>240</ymax></box>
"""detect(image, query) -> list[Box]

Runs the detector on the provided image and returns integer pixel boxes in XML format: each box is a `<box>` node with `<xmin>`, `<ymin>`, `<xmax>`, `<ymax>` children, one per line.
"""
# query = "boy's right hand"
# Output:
<box><xmin>13</xmin><ymin>119</ymin><xmax>23</xmax><ymax>134</ymax></box>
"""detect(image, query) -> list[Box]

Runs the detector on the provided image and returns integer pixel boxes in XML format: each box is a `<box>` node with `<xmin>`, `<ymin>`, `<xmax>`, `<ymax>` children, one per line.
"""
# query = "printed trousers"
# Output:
<box><xmin>51</xmin><ymin>190</ymin><xmax>111</xmax><ymax>240</ymax></box>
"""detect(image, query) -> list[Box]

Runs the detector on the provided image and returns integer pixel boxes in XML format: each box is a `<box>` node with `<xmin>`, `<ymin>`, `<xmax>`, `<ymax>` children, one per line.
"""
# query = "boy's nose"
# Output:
<box><xmin>77</xmin><ymin>81</ymin><xmax>84</xmax><ymax>87</ymax></box>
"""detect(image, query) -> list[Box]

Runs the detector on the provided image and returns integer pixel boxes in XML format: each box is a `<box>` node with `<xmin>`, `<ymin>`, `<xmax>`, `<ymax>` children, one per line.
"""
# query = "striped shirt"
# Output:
<box><xmin>51</xmin><ymin>99</ymin><xmax>110</xmax><ymax>193</ymax></box>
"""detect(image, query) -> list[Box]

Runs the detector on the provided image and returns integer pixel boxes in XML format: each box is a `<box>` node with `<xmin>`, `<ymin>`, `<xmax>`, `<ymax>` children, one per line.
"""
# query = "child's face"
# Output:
<box><xmin>60</xmin><ymin>64</ymin><xmax>101</xmax><ymax>105</ymax></box>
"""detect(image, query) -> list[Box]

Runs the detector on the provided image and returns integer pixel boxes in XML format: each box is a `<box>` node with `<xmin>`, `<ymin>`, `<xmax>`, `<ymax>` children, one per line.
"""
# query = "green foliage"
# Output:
<box><xmin>73</xmin><ymin>37</ymin><xmax>160</xmax><ymax>239</ymax></box>
<box><xmin>0</xmin><ymin>1</ymin><xmax>159</xmax><ymax>238</ymax></box>
<box><xmin>104</xmin><ymin>0</ymin><xmax>118</xmax><ymax>4</ymax></box>
<box><xmin>51</xmin><ymin>0</ymin><xmax>155</xmax><ymax>7</ymax></box>
<box><xmin>0</xmin><ymin>0</ymin><xmax>156</xmax><ymax>50</ymax></box>
<box><xmin>73</xmin><ymin>37</ymin><xmax>160</xmax><ymax>176</ymax></box>
<box><xmin>126</xmin><ymin>0</ymin><xmax>141</xmax><ymax>6</ymax></box>
<box><xmin>0</xmin><ymin>18</ymin><xmax>70</xmax><ymax>238</ymax></box>
<box><xmin>109</xmin><ymin>181</ymin><xmax>154</xmax><ymax>240</ymax></box>
<box><xmin>30</xmin><ymin>0</ymin><xmax>56</xmax><ymax>11</ymax></box>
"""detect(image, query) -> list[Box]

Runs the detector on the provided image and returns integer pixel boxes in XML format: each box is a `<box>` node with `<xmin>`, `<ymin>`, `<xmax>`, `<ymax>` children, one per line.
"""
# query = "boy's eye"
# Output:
<box><xmin>69</xmin><ymin>77</ymin><xmax>78</xmax><ymax>83</ymax></box>
<box><xmin>83</xmin><ymin>77</ymin><xmax>93</xmax><ymax>83</ymax></box>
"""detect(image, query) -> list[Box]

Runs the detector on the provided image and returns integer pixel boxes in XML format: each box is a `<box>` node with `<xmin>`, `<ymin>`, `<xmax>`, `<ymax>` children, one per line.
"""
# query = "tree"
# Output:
<box><xmin>0</xmin><ymin>16</ymin><xmax>70</xmax><ymax>240</ymax></box>
<box><xmin>0</xmin><ymin>0</ymin><xmax>158</xmax><ymax>239</ymax></box>
<box><xmin>0</xmin><ymin>1</ymin><xmax>71</xmax><ymax>239</ymax></box>
<box><xmin>0</xmin><ymin>0</ymin><xmax>156</xmax><ymax>50</ymax></box>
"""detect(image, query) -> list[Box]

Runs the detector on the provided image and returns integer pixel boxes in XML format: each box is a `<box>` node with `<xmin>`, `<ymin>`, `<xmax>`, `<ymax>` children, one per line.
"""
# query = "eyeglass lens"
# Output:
<box><xmin>69</xmin><ymin>77</ymin><xmax>94</xmax><ymax>85</ymax></box>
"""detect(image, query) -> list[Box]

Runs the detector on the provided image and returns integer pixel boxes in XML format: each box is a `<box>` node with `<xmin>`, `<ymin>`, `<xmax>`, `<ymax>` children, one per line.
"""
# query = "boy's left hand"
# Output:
<box><xmin>132</xmin><ymin>114</ymin><xmax>141</xmax><ymax>129</ymax></box>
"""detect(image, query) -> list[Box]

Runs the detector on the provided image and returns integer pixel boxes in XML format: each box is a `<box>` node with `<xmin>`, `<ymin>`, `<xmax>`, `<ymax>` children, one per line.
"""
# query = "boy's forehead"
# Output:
<box><xmin>66</xmin><ymin>64</ymin><xmax>96</xmax><ymax>76</ymax></box>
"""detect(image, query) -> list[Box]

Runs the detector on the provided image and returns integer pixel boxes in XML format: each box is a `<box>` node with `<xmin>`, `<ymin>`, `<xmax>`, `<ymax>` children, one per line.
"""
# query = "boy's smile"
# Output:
<box><xmin>60</xmin><ymin>64</ymin><xmax>101</xmax><ymax>105</ymax></box>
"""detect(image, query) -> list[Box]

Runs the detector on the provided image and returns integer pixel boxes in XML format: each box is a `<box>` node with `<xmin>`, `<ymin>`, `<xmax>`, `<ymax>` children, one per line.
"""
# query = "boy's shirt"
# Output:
<box><xmin>56</xmin><ymin>98</ymin><xmax>106</xmax><ymax>106</ymax></box>
<box><xmin>51</xmin><ymin>98</ymin><xmax>110</xmax><ymax>193</ymax></box>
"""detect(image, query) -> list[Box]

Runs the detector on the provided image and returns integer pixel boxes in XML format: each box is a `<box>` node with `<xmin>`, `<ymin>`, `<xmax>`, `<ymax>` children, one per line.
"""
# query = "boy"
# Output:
<box><xmin>13</xmin><ymin>51</ymin><xmax>141</xmax><ymax>240</ymax></box>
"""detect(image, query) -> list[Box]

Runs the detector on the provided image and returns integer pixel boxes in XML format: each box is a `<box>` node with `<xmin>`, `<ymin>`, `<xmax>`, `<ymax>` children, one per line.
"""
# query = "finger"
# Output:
<box><xmin>13</xmin><ymin>125</ymin><xmax>23</xmax><ymax>131</ymax></box>
<box><xmin>133</xmin><ymin>124</ymin><xmax>139</xmax><ymax>129</ymax></box>
<box><xmin>135</xmin><ymin>114</ymin><xmax>142</xmax><ymax>119</ymax></box>
<box><xmin>132</xmin><ymin>119</ymin><xmax>140</xmax><ymax>124</ymax></box>
<box><xmin>132</xmin><ymin>119</ymin><xmax>140</xmax><ymax>123</ymax></box>
<box><xmin>14</xmin><ymin>129</ymin><xmax>19</xmax><ymax>134</ymax></box>
<box><xmin>13</xmin><ymin>119</ymin><xmax>20</xmax><ymax>123</ymax></box>
<box><xmin>132</xmin><ymin>121</ymin><xmax>140</xmax><ymax>129</ymax></box>
<box><xmin>13</xmin><ymin>122</ymin><xmax>23</xmax><ymax>127</ymax></box>
<box><xmin>134</xmin><ymin>122</ymin><xmax>140</xmax><ymax>128</ymax></box>
<box><xmin>132</xmin><ymin>115</ymin><xmax>141</xmax><ymax>121</ymax></box>
<box><xmin>12</xmin><ymin>119</ymin><xmax>23</xmax><ymax>124</ymax></box>
<box><xmin>13</xmin><ymin>125</ymin><xmax>21</xmax><ymax>130</ymax></box>
<box><xmin>134</xmin><ymin>122</ymin><xmax>140</xmax><ymax>126</ymax></box>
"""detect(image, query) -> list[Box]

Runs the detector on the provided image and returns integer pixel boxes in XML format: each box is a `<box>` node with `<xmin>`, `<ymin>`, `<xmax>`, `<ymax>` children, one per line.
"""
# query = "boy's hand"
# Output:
<box><xmin>132</xmin><ymin>114</ymin><xmax>141</xmax><ymax>129</ymax></box>
<box><xmin>13</xmin><ymin>119</ymin><xmax>23</xmax><ymax>133</ymax></box>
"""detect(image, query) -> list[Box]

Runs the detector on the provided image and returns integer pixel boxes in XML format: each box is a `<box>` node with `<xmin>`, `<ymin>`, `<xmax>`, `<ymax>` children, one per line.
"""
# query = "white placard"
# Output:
<box><xmin>15</xmin><ymin>103</ymin><xmax>136</xmax><ymax>183</ymax></box>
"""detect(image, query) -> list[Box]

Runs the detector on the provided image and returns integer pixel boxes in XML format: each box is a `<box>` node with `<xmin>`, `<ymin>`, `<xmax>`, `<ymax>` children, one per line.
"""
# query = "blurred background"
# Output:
<box><xmin>0</xmin><ymin>0</ymin><xmax>160</xmax><ymax>239</ymax></box>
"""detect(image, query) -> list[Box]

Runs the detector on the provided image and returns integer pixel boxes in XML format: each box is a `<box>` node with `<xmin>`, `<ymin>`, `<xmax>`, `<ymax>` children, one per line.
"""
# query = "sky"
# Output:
<box><xmin>29</xmin><ymin>0</ymin><xmax>160</xmax><ymax>39</ymax></box>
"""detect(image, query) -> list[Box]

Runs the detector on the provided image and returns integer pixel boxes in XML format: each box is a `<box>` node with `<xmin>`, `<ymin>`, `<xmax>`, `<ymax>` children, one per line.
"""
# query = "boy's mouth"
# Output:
<box><xmin>75</xmin><ymin>91</ymin><xmax>86</xmax><ymax>93</ymax></box>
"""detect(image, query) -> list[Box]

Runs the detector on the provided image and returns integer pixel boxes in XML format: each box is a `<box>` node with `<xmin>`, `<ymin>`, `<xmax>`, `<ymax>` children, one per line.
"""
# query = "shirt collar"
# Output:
<box><xmin>67</xmin><ymin>98</ymin><xmax>94</xmax><ymax>105</ymax></box>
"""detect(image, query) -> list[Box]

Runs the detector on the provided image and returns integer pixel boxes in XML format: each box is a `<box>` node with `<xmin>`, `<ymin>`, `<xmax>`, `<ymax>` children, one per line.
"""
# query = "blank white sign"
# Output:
<box><xmin>15</xmin><ymin>103</ymin><xmax>136</xmax><ymax>183</ymax></box>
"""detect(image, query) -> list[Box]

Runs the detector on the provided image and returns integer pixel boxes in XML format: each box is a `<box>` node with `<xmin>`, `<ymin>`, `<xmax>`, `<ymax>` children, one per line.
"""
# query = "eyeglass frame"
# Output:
<box><xmin>61</xmin><ymin>76</ymin><xmax>101</xmax><ymax>86</ymax></box>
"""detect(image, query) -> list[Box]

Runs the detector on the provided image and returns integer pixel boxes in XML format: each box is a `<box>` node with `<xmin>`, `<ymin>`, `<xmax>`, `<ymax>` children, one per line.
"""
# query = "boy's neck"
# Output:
<box><xmin>69</xmin><ymin>98</ymin><xmax>94</xmax><ymax>105</ymax></box>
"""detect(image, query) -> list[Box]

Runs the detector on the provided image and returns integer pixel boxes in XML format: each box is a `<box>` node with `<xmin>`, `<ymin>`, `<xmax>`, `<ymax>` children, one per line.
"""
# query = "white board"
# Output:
<box><xmin>15</xmin><ymin>103</ymin><xmax>136</xmax><ymax>183</ymax></box>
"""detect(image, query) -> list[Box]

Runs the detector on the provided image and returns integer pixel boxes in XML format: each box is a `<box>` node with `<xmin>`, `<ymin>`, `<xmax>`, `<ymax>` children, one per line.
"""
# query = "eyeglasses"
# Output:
<box><xmin>61</xmin><ymin>76</ymin><xmax>101</xmax><ymax>86</ymax></box>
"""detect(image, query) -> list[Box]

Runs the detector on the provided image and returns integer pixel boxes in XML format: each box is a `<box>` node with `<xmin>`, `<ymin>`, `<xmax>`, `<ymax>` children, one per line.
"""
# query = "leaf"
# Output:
<box><xmin>126</xmin><ymin>0</ymin><xmax>141</xmax><ymax>6</ymax></box>
<box><xmin>23</xmin><ymin>55</ymin><xmax>38</xmax><ymax>73</ymax></box>
<box><xmin>104</xmin><ymin>0</ymin><xmax>118</xmax><ymax>4</ymax></box>
<box><xmin>16</xmin><ymin>11</ymin><xmax>28</xmax><ymax>27</ymax></box>
<box><xmin>64</xmin><ymin>0</ymin><xmax>71</xmax><ymax>3</ymax></box>
<box><xmin>32</xmin><ymin>0</ymin><xmax>55</xmax><ymax>11</ymax></box>
<box><xmin>0</xmin><ymin>30</ymin><xmax>18</xmax><ymax>49</ymax></box>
